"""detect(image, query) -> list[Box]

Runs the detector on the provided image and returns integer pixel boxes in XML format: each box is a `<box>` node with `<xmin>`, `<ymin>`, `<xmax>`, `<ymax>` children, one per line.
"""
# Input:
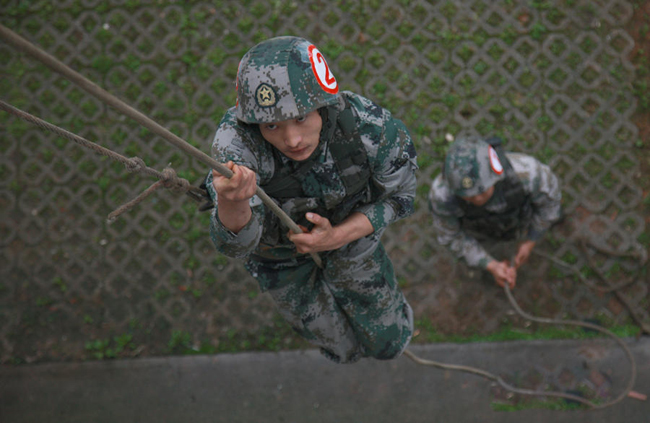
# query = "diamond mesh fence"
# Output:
<box><xmin>0</xmin><ymin>0</ymin><xmax>647</xmax><ymax>363</ymax></box>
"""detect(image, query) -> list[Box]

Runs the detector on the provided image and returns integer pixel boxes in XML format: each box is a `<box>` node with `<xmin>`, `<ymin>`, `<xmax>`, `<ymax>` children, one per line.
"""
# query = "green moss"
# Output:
<box><xmin>414</xmin><ymin>318</ymin><xmax>641</xmax><ymax>344</ymax></box>
<box><xmin>530</xmin><ymin>23</ymin><xmax>548</xmax><ymax>40</ymax></box>
<box><xmin>91</xmin><ymin>55</ymin><xmax>113</xmax><ymax>74</ymax></box>
<box><xmin>491</xmin><ymin>398</ymin><xmax>583</xmax><ymax>412</ymax></box>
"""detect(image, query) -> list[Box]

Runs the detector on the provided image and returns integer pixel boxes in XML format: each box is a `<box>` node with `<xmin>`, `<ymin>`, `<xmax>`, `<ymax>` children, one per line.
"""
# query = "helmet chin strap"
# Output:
<box><xmin>317</xmin><ymin>102</ymin><xmax>341</xmax><ymax>163</ymax></box>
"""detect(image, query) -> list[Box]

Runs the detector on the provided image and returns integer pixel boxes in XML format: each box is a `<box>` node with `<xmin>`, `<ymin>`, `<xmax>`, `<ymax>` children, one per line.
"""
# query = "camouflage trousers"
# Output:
<box><xmin>245</xmin><ymin>236</ymin><xmax>413</xmax><ymax>364</ymax></box>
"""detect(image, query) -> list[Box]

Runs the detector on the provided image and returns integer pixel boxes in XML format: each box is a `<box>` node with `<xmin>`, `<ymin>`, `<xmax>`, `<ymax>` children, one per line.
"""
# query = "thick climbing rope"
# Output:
<box><xmin>403</xmin><ymin>245</ymin><xmax>646</xmax><ymax>409</ymax></box>
<box><xmin>501</xmin><ymin>282</ymin><xmax>636</xmax><ymax>408</ymax></box>
<box><xmin>403</xmin><ymin>287</ymin><xmax>638</xmax><ymax>409</ymax></box>
<box><xmin>0</xmin><ymin>23</ymin><xmax>322</xmax><ymax>267</ymax></box>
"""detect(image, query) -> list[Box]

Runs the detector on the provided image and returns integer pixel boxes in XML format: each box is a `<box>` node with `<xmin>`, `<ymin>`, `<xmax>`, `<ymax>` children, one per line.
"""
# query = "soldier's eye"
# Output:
<box><xmin>264</xmin><ymin>124</ymin><xmax>278</xmax><ymax>130</ymax></box>
<box><xmin>296</xmin><ymin>116</ymin><xmax>307</xmax><ymax>123</ymax></box>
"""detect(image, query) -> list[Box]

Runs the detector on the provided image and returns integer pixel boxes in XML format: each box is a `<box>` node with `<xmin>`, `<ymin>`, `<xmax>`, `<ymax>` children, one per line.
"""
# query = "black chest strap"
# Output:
<box><xmin>262</xmin><ymin>99</ymin><xmax>370</xmax><ymax>201</ymax></box>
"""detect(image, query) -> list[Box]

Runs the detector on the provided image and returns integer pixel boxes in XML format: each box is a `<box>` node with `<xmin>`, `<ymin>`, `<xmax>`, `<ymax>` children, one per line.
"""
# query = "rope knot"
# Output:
<box><xmin>161</xmin><ymin>167</ymin><xmax>190</xmax><ymax>193</ymax></box>
<box><xmin>125</xmin><ymin>157</ymin><xmax>146</xmax><ymax>173</ymax></box>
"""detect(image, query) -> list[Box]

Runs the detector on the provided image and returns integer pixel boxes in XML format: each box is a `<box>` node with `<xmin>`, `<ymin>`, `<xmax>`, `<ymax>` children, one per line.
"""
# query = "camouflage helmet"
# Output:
<box><xmin>235</xmin><ymin>36</ymin><xmax>340</xmax><ymax>124</ymax></box>
<box><xmin>444</xmin><ymin>136</ymin><xmax>506</xmax><ymax>197</ymax></box>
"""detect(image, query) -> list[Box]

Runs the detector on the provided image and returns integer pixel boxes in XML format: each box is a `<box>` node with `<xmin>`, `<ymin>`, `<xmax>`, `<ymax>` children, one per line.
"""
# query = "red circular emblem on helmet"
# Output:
<box><xmin>488</xmin><ymin>146</ymin><xmax>504</xmax><ymax>175</ymax></box>
<box><xmin>308</xmin><ymin>45</ymin><xmax>338</xmax><ymax>94</ymax></box>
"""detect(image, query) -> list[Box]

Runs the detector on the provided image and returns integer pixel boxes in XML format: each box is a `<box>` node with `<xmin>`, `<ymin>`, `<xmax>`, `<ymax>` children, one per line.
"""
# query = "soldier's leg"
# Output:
<box><xmin>323</xmin><ymin>238</ymin><xmax>414</xmax><ymax>360</ymax></box>
<box><xmin>248</xmin><ymin>259</ymin><xmax>365</xmax><ymax>363</ymax></box>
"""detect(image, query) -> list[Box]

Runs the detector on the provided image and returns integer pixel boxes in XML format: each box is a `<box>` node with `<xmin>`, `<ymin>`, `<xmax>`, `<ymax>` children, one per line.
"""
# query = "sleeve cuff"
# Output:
<box><xmin>527</xmin><ymin>226</ymin><xmax>545</xmax><ymax>241</ymax></box>
<box><xmin>477</xmin><ymin>254</ymin><xmax>496</xmax><ymax>270</ymax></box>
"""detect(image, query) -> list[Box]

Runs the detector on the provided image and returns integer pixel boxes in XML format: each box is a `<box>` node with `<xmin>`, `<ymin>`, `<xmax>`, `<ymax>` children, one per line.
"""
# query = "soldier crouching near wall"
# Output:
<box><xmin>428</xmin><ymin>136</ymin><xmax>562</xmax><ymax>289</ymax></box>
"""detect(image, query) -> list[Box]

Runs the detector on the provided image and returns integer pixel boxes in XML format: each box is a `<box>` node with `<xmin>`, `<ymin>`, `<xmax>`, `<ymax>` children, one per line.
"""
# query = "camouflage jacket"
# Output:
<box><xmin>205</xmin><ymin>91</ymin><xmax>418</xmax><ymax>261</ymax></box>
<box><xmin>428</xmin><ymin>152</ymin><xmax>561</xmax><ymax>269</ymax></box>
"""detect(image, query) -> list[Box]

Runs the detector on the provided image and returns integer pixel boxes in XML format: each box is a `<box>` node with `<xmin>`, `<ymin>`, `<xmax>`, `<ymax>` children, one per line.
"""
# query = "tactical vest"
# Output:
<box><xmin>260</xmin><ymin>98</ymin><xmax>371</xmax><ymax>228</ymax></box>
<box><xmin>458</xmin><ymin>137</ymin><xmax>532</xmax><ymax>241</ymax></box>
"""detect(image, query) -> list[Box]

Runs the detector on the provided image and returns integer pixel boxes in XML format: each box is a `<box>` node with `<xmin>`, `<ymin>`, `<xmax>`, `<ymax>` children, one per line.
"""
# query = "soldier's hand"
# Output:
<box><xmin>487</xmin><ymin>260</ymin><xmax>516</xmax><ymax>289</ymax></box>
<box><xmin>514</xmin><ymin>240</ymin><xmax>536</xmax><ymax>269</ymax></box>
<box><xmin>288</xmin><ymin>212</ymin><xmax>335</xmax><ymax>254</ymax></box>
<box><xmin>212</xmin><ymin>161</ymin><xmax>257</xmax><ymax>203</ymax></box>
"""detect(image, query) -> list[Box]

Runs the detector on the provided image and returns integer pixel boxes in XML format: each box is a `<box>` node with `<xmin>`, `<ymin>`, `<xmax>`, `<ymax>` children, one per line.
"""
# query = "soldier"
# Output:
<box><xmin>428</xmin><ymin>136</ymin><xmax>562</xmax><ymax>289</ymax></box>
<box><xmin>204</xmin><ymin>36</ymin><xmax>418</xmax><ymax>363</ymax></box>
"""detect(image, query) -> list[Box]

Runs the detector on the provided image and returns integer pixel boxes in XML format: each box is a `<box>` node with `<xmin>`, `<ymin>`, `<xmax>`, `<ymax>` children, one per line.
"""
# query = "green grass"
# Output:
<box><xmin>491</xmin><ymin>398</ymin><xmax>584</xmax><ymax>412</ymax></box>
<box><xmin>413</xmin><ymin>319</ymin><xmax>641</xmax><ymax>344</ymax></box>
<box><xmin>85</xmin><ymin>334</ymin><xmax>134</xmax><ymax>360</ymax></box>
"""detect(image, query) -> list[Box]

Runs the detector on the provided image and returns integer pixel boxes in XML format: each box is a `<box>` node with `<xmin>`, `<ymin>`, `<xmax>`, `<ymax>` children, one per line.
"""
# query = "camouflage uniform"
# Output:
<box><xmin>428</xmin><ymin>136</ymin><xmax>561</xmax><ymax>269</ymax></box>
<box><xmin>205</xmin><ymin>37</ymin><xmax>417</xmax><ymax>363</ymax></box>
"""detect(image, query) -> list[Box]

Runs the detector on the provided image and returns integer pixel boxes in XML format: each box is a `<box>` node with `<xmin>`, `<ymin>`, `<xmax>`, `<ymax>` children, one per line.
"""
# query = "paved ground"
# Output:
<box><xmin>0</xmin><ymin>0</ymin><xmax>649</xmax><ymax>420</ymax></box>
<box><xmin>2</xmin><ymin>338</ymin><xmax>649</xmax><ymax>422</ymax></box>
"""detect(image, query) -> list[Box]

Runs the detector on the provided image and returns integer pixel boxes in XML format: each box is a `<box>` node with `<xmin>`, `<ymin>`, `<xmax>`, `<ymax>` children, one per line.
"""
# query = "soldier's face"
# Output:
<box><xmin>259</xmin><ymin>110</ymin><xmax>322</xmax><ymax>161</ymax></box>
<box><xmin>461</xmin><ymin>185</ymin><xmax>495</xmax><ymax>206</ymax></box>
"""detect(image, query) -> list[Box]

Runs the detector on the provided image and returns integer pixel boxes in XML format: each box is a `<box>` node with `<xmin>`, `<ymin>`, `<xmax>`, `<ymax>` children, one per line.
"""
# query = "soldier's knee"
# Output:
<box><xmin>364</xmin><ymin>304</ymin><xmax>413</xmax><ymax>360</ymax></box>
<box><xmin>364</xmin><ymin>331</ymin><xmax>411</xmax><ymax>360</ymax></box>
<box><xmin>365</xmin><ymin>340</ymin><xmax>407</xmax><ymax>360</ymax></box>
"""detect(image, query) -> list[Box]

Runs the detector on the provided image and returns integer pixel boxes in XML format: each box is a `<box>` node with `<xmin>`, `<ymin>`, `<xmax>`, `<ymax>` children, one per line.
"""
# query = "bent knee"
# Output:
<box><xmin>364</xmin><ymin>331</ymin><xmax>411</xmax><ymax>360</ymax></box>
<box><xmin>371</xmin><ymin>348</ymin><xmax>403</xmax><ymax>360</ymax></box>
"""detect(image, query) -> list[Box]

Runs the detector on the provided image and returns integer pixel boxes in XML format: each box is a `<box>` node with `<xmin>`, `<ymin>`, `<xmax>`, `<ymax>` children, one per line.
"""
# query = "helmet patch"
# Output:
<box><xmin>255</xmin><ymin>83</ymin><xmax>277</xmax><ymax>108</ymax></box>
<box><xmin>308</xmin><ymin>45</ymin><xmax>338</xmax><ymax>94</ymax></box>
<box><xmin>488</xmin><ymin>145</ymin><xmax>504</xmax><ymax>175</ymax></box>
<box><xmin>462</xmin><ymin>177</ymin><xmax>474</xmax><ymax>189</ymax></box>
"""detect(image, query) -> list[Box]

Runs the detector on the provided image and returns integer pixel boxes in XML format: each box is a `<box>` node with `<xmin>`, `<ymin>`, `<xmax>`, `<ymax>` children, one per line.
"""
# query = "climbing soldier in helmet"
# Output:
<box><xmin>204</xmin><ymin>36</ymin><xmax>418</xmax><ymax>363</ymax></box>
<box><xmin>428</xmin><ymin>136</ymin><xmax>562</xmax><ymax>289</ymax></box>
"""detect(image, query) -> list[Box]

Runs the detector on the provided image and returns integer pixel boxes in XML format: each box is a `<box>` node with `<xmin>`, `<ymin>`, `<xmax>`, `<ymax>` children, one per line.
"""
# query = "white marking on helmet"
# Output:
<box><xmin>488</xmin><ymin>145</ymin><xmax>503</xmax><ymax>175</ymax></box>
<box><xmin>308</xmin><ymin>45</ymin><xmax>338</xmax><ymax>94</ymax></box>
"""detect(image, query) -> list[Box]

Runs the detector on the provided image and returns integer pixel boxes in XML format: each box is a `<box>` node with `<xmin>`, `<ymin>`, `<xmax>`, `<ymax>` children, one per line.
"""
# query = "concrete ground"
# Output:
<box><xmin>2</xmin><ymin>338</ymin><xmax>649</xmax><ymax>423</ymax></box>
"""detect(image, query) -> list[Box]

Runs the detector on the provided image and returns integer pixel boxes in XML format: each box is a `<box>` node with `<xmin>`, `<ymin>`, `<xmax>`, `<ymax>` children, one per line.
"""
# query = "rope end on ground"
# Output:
<box><xmin>627</xmin><ymin>390</ymin><xmax>647</xmax><ymax>401</ymax></box>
